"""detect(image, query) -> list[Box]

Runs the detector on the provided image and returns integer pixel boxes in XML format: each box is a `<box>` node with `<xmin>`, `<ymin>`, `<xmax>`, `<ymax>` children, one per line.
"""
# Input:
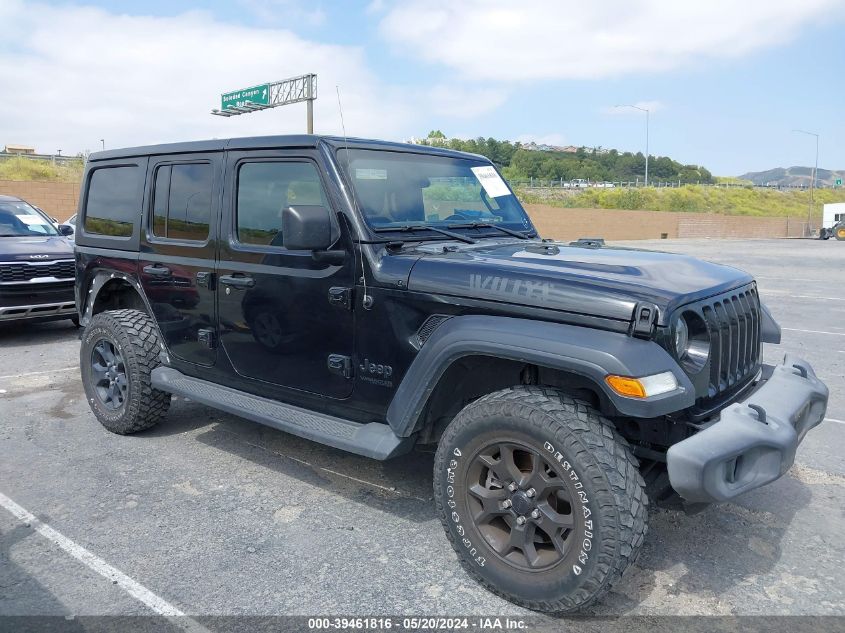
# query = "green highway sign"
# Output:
<box><xmin>221</xmin><ymin>83</ymin><xmax>270</xmax><ymax>110</ymax></box>
<box><xmin>836</xmin><ymin>178</ymin><xmax>843</xmax><ymax>186</ymax></box>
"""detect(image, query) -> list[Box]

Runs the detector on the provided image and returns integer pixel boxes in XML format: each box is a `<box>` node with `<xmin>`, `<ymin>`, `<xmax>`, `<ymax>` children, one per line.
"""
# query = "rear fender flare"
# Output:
<box><xmin>385</xmin><ymin>315</ymin><xmax>695</xmax><ymax>437</ymax></box>
<box><xmin>78</xmin><ymin>269</ymin><xmax>153</xmax><ymax>327</ymax></box>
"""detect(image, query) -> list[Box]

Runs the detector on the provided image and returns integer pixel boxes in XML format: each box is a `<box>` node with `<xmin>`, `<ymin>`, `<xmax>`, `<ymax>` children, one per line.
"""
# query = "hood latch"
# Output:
<box><xmin>632</xmin><ymin>302</ymin><xmax>658</xmax><ymax>339</ymax></box>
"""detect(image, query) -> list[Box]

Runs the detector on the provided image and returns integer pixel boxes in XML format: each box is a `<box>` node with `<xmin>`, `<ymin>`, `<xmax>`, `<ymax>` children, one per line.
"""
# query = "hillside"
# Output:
<box><xmin>0</xmin><ymin>156</ymin><xmax>84</xmax><ymax>182</ymax></box>
<box><xmin>414</xmin><ymin>131</ymin><xmax>714</xmax><ymax>184</ymax></box>
<box><xmin>739</xmin><ymin>166</ymin><xmax>845</xmax><ymax>187</ymax></box>
<box><xmin>518</xmin><ymin>184</ymin><xmax>845</xmax><ymax>219</ymax></box>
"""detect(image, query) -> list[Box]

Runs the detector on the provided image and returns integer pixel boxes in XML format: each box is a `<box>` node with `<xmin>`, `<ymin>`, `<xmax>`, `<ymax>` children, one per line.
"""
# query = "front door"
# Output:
<box><xmin>139</xmin><ymin>153</ymin><xmax>221</xmax><ymax>367</ymax></box>
<box><xmin>216</xmin><ymin>150</ymin><xmax>355</xmax><ymax>399</ymax></box>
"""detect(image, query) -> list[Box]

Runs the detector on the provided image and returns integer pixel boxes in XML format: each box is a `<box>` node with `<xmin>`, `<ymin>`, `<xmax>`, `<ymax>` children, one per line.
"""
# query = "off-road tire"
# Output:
<box><xmin>433</xmin><ymin>386</ymin><xmax>647</xmax><ymax>613</ymax></box>
<box><xmin>80</xmin><ymin>309</ymin><xmax>170</xmax><ymax>434</ymax></box>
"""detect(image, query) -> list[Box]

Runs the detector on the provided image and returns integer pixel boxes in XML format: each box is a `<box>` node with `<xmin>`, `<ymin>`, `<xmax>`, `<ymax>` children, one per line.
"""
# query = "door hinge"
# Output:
<box><xmin>632</xmin><ymin>302</ymin><xmax>658</xmax><ymax>339</ymax></box>
<box><xmin>328</xmin><ymin>286</ymin><xmax>352</xmax><ymax>310</ymax></box>
<box><xmin>198</xmin><ymin>328</ymin><xmax>217</xmax><ymax>349</ymax></box>
<box><xmin>195</xmin><ymin>271</ymin><xmax>215</xmax><ymax>290</ymax></box>
<box><xmin>327</xmin><ymin>354</ymin><xmax>353</xmax><ymax>379</ymax></box>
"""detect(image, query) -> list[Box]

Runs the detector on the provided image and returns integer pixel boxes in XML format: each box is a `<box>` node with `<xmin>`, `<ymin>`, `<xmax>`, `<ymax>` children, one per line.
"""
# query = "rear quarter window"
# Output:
<box><xmin>84</xmin><ymin>165</ymin><xmax>142</xmax><ymax>237</ymax></box>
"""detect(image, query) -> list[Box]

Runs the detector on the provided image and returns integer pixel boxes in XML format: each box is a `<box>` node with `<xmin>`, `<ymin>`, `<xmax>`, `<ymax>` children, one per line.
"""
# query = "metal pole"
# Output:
<box><xmin>616</xmin><ymin>104</ymin><xmax>650</xmax><ymax>186</ymax></box>
<box><xmin>811</xmin><ymin>133</ymin><xmax>818</xmax><ymax>232</ymax></box>
<box><xmin>793</xmin><ymin>129</ymin><xmax>819</xmax><ymax>236</ymax></box>
<box><xmin>306</xmin><ymin>98</ymin><xmax>314</xmax><ymax>134</ymax></box>
<box><xmin>645</xmin><ymin>109</ymin><xmax>649</xmax><ymax>187</ymax></box>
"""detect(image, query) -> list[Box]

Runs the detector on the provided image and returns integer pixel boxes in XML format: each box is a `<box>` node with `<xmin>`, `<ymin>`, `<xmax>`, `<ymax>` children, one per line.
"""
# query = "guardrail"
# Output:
<box><xmin>0</xmin><ymin>152</ymin><xmax>82</xmax><ymax>165</ymax></box>
<box><xmin>509</xmin><ymin>178</ymin><xmax>832</xmax><ymax>191</ymax></box>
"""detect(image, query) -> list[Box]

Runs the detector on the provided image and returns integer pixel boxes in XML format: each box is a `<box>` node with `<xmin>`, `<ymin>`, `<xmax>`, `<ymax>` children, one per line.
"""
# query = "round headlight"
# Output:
<box><xmin>674</xmin><ymin>317</ymin><xmax>689</xmax><ymax>358</ymax></box>
<box><xmin>674</xmin><ymin>312</ymin><xmax>710</xmax><ymax>374</ymax></box>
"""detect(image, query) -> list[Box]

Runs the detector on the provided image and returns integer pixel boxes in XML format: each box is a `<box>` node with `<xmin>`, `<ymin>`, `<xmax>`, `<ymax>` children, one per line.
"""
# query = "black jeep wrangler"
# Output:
<box><xmin>74</xmin><ymin>136</ymin><xmax>828</xmax><ymax>612</ymax></box>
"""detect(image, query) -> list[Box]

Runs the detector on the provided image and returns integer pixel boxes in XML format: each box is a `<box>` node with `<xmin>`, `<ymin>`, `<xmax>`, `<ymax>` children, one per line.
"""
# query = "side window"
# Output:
<box><xmin>236</xmin><ymin>161</ymin><xmax>327</xmax><ymax>248</ymax></box>
<box><xmin>84</xmin><ymin>165</ymin><xmax>140</xmax><ymax>237</ymax></box>
<box><xmin>151</xmin><ymin>163</ymin><xmax>212</xmax><ymax>241</ymax></box>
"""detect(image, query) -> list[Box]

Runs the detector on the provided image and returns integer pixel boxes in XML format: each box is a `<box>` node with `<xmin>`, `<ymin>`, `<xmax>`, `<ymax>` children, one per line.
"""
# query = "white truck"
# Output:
<box><xmin>820</xmin><ymin>203</ymin><xmax>845</xmax><ymax>240</ymax></box>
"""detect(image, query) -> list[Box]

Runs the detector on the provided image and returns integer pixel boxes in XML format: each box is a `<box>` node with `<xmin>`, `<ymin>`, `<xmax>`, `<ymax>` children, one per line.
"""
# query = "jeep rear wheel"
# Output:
<box><xmin>80</xmin><ymin>309</ymin><xmax>170</xmax><ymax>434</ymax></box>
<box><xmin>433</xmin><ymin>386</ymin><xmax>647</xmax><ymax>613</ymax></box>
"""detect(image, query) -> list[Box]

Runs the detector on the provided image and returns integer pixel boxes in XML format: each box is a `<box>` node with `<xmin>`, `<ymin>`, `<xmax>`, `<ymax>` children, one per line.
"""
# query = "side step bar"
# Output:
<box><xmin>151</xmin><ymin>367</ymin><xmax>415</xmax><ymax>460</ymax></box>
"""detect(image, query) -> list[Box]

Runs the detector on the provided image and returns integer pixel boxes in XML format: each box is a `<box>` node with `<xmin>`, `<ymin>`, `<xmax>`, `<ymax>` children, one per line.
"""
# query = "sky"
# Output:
<box><xmin>1</xmin><ymin>0</ymin><xmax>844</xmax><ymax>176</ymax></box>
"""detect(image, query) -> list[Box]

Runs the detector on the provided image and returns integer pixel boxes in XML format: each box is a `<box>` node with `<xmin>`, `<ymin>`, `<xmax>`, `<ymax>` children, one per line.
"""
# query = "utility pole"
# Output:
<box><xmin>793</xmin><ymin>129</ymin><xmax>819</xmax><ymax>236</ymax></box>
<box><xmin>616</xmin><ymin>104</ymin><xmax>650</xmax><ymax>186</ymax></box>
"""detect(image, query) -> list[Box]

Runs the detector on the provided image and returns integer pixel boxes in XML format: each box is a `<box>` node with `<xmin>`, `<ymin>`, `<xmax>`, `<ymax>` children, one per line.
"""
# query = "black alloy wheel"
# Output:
<box><xmin>465</xmin><ymin>441</ymin><xmax>576</xmax><ymax>571</ymax></box>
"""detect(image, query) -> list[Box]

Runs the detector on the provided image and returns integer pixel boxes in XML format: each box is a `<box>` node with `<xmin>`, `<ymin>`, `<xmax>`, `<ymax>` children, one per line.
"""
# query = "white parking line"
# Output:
<box><xmin>762</xmin><ymin>290</ymin><xmax>845</xmax><ymax>301</ymax></box>
<box><xmin>0</xmin><ymin>367</ymin><xmax>77</xmax><ymax>380</ymax></box>
<box><xmin>827</xmin><ymin>418</ymin><xmax>845</xmax><ymax>426</ymax></box>
<box><xmin>0</xmin><ymin>490</ymin><xmax>207</xmax><ymax>630</ymax></box>
<box><xmin>783</xmin><ymin>328</ymin><xmax>845</xmax><ymax>337</ymax></box>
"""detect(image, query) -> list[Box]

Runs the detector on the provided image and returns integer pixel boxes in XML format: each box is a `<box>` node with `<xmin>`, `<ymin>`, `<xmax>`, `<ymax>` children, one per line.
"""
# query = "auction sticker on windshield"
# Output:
<box><xmin>471</xmin><ymin>165</ymin><xmax>510</xmax><ymax>198</ymax></box>
<box><xmin>17</xmin><ymin>215</ymin><xmax>50</xmax><ymax>225</ymax></box>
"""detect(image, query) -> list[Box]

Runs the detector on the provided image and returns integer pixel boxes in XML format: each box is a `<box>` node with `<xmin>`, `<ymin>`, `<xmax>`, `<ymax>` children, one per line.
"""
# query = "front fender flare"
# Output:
<box><xmin>385</xmin><ymin>315</ymin><xmax>695</xmax><ymax>437</ymax></box>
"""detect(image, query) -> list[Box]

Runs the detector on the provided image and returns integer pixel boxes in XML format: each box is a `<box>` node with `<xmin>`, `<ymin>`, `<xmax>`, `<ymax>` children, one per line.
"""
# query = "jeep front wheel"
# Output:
<box><xmin>433</xmin><ymin>386</ymin><xmax>647</xmax><ymax>613</ymax></box>
<box><xmin>80</xmin><ymin>309</ymin><xmax>171</xmax><ymax>434</ymax></box>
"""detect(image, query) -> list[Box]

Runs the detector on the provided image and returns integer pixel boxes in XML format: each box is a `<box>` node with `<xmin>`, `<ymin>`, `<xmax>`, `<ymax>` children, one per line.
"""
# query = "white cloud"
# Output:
<box><xmin>378</xmin><ymin>0</ymin><xmax>843</xmax><ymax>81</ymax></box>
<box><xmin>237</xmin><ymin>0</ymin><xmax>327</xmax><ymax>27</ymax></box>
<box><xmin>424</xmin><ymin>85</ymin><xmax>508</xmax><ymax>119</ymax></box>
<box><xmin>0</xmin><ymin>2</ymin><xmax>438</xmax><ymax>155</ymax></box>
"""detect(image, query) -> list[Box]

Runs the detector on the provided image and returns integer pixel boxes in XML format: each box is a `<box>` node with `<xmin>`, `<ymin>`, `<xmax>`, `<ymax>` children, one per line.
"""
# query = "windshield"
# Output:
<box><xmin>338</xmin><ymin>149</ymin><xmax>533</xmax><ymax>234</ymax></box>
<box><xmin>0</xmin><ymin>201</ymin><xmax>59</xmax><ymax>236</ymax></box>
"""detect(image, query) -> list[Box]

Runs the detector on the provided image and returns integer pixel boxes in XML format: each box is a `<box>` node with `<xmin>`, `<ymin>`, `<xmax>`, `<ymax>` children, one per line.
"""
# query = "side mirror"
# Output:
<box><xmin>281</xmin><ymin>205</ymin><xmax>337</xmax><ymax>251</ymax></box>
<box><xmin>59</xmin><ymin>224</ymin><xmax>74</xmax><ymax>236</ymax></box>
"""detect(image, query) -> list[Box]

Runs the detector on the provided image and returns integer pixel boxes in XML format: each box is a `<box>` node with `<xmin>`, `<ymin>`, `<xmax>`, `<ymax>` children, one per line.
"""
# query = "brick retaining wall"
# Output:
<box><xmin>0</xmin><ymin>180</ymin><xmax>80</xmax><ymax>220</ymax></box>
<box><xmin>0</xmin><ymin>180</ymin><xmax>805</xmax><ymax>239</ymax></box>
<box><xmin>524</xmin><ymin>204</ymin><xmax>805</xmax><ymax>241</ymax></box>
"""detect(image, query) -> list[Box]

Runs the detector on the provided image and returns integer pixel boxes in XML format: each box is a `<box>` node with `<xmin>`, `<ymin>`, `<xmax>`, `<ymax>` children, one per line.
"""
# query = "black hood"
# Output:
<box><xmin>0</xmin><ymin>235</ymin><xmax>74</xmax><ymax>260</ymax></box>
<box><xmin>406</xmin><ymin>241</ymin><xmax>753</xmax><ymax>325</ymax></box>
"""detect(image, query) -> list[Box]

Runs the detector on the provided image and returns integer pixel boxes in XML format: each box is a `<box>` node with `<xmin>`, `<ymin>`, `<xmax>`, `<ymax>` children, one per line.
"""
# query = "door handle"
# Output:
<box><xmin>142</xmin><ymin>264</ymin><xmax>171</xmax><ymax>278</ymax></box>
<box><xmin>219</xmin><ymin>274</ymin><xmax>255</xmax><ymax>289</ymax></box>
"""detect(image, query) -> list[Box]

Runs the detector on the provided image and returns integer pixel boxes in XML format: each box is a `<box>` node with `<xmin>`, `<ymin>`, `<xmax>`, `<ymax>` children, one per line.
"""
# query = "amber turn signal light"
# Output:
<box><xmin>605</xmin><ymin>375</ymin><xmax>647</xmax><ymax>398</ymax></box>
<box><xmin>605</xmin><ymin>371</ymin><xmax>680</xmax><ymax>399</ymax></box>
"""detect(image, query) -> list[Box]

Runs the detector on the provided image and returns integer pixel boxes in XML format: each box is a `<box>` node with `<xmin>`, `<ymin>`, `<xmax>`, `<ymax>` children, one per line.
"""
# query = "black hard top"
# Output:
<box><xmin>89</xmin><ymin>135</ymin><xmax>485</xmax><ymax>162</ymax></box>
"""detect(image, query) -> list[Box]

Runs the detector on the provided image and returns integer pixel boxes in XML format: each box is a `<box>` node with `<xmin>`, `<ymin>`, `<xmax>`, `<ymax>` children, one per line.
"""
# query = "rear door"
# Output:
<box><xmin>139</xmin><ymin>153</ymin><xmax>221</xmax><ymax>367</ymax></box>
<box><xmin>216</xmin><ymin>149</ymin><xmax>355</xmax><ymax>398</ymax></box>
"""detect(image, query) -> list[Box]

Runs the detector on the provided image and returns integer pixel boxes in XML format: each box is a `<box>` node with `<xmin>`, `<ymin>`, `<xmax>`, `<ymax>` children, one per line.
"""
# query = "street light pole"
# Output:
<box><xmin>616</xmin><ymin>104</ymin><xmax>650</xmax><ymax>186</ymax></box>
<box><xmin>793</xmin><ymin>129</ymin><xmax>819</xmax><ymax>236</ymax></box>
<box><xmin>100</xmin><ymin>139</ymin><xmax>105</xmax><ymax>150</ymax></box>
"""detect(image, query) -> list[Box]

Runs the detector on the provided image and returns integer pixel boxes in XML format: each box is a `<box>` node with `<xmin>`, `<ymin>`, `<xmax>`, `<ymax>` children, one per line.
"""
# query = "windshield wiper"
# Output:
<box><xmin>373</xmin><ymin>224</ymin><xmax>477</xmax><ymax>244</ymax></box>
<box><xmin>445</xmin><ymin>222</ymin><xmax>530</xmax><ymax>239</ymax></box>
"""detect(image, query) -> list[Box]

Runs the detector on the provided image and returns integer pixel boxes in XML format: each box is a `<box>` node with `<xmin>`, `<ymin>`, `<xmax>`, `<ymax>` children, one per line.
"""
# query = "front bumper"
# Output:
<box><xmin>667</xmin><ymin>354</ymin><xmax>828</xmax><ymax>504</ymax></box>
<box><xmin>0</xmin><ymin>281</ymin><xmax>76</xmax><ymax>323</ymax></box>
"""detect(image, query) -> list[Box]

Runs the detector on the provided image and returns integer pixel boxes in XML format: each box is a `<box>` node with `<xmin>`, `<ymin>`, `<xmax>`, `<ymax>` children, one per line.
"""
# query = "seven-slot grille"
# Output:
<box><xmin>699</xmin><ymin>284</ymin><xmax>761</xmax><ymax>399</ymax></box>
<box><xmin>0</xmin><ymin>260</ymin><xmax>75</xmax><ymax>283</ymax></box>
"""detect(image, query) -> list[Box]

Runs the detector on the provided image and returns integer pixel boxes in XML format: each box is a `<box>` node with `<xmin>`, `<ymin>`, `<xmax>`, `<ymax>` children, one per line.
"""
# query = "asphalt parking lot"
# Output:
<box><xmin>1</xmin><ymin>238</ymin><xmax>843</xmax><ymax>621</ymax></box>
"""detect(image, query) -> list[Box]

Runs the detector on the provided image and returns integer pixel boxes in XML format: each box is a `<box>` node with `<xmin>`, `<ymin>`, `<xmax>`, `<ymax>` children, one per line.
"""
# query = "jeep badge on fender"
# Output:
<box><xmin>74</xmin><ymin>135</ymin><xmax>828</xmax><ymax>613</ymax></box>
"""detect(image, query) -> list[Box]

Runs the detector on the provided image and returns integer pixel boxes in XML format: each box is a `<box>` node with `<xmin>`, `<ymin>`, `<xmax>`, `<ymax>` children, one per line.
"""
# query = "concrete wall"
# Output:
<box><xmin>0</xmin><ymin>180</ymin><xmax>806</xmax><ymax>239</ymax></box>
<box><xmin>0</xmin><ymin>180</ymin><xmax>80</xmax><ymax>220</ymax></box>
<box><xmin>524</xmin><ymin>204</ymin><xmax>805</xmax><ymax>241</ymax></box>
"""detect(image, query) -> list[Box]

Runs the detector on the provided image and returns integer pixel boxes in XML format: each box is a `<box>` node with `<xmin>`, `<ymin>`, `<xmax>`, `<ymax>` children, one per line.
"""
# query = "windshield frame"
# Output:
<box><xmin>0</xmin><ymin>199</ymin><xmax>61</xmax><ymax>237</ymax></box>
<box><xmin>334</xmin><ymin>147</ymin><xmax>537</xmax><ymax>242</ymax></box>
